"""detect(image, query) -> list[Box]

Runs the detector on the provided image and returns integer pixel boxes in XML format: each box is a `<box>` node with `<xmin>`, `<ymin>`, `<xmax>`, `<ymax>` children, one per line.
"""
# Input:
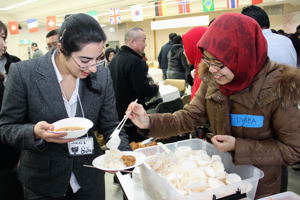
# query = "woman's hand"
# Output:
<box><xmin>211</xmin><ymin>135</ymin><xmax>236</xmax><ymax>152</ymax></box>
<box><xmin>34</xmin><ymin>121</ymin><xmax>75</xmax><ymax>143</ymax></box>
<box><xmin>126</xmin><ymin>101</ymin><xmax>150</xmax><ymax>129</ymax></box>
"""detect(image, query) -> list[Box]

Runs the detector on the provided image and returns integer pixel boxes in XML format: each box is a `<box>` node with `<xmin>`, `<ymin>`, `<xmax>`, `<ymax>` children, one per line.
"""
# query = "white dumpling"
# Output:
<box><xmin>226</xmin><ymin>173</ymin><xmax>242</xmax><ymax>185</ymax></box>
<box><xmin>208</xmin><ymin>178</ymin><xmax>226</xmax><ymax>189</ymax></box>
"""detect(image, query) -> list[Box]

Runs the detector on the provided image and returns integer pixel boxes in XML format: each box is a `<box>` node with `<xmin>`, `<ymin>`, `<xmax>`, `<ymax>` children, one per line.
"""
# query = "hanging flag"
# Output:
<box><xmin>155</xmin><ymin>1</ymin><xmax>166</xmax><ymax>16</ymax></box>
<box><xmin>27</xmin><ymin>18</ymin><xmax>39</xmax><ymax>33</ymax></box>
<box><xmin>131</xmin><ymin>5</ymin><xmax>144</xmax><ymax>22</ymax></box>
<box><xmin>252</xmin><ymin>0</ymin><xmax>263</xmax><ymax>4</ymax></box>
<box><xmin>227</xmin><ymin>0</ymin><xmax>239</xmax><ymax>8</ymax></box>
<box><xmin>87</xmin><ymin>10</ymin><xmax>98</xmax><ymax>21</ymax></box>
<box><xmin>8</xmin><ymin>21</ymin><xmax>19</xmax><ymax>35</ymax></box>
<box><xmin>178</xmin><ymin>0</ymin><xmax>190</xmax><ymax>14</ymax></box>
<box><xmin>46</xmin><ymin>16</ymin><xmax>57</xmax><ymax>31</ymax></box>
<box><xmin>109</xmin><ymin>8</ymin><xmax>121</xmax><ymax>24</ymax></box>
<box><xmin>202</xmin><ymin>0</ymin><xmax>215</xmax><ymax>12</ymax></box>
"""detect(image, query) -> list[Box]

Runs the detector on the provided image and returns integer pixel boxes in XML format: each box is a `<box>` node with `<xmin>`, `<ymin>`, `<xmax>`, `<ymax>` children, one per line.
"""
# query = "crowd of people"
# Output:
<box><xmin>0</xmin><ymin>4</ymin><xmax>299</xmax><ymax>200</ymax></box>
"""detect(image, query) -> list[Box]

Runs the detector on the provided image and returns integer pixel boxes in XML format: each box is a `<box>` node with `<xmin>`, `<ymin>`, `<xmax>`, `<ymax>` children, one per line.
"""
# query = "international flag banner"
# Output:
<box><xmin>46</xmin><ymin>16</ymin><xmax>57</xmax><ymax>31</ymax></box>
<box><xmin>109</xmin><ymin>8</ymin><xmax>121</xmax><ymax>24</ymax></box>
<box><xmin>202</xmin><ymin>0</ymin><xmax>215</xmax><ymax>12</ymax></box>
<box><xmin>87</xmin><ymin>10</ymin><xmax>98</xmax><ymax>21</ymax></box>
<box><xmin>131</xmin><ymin>5</ymin><xmax>144</xmax><ymax>22</ymax></box>
<box><xmin>8</xmin><ymin>21</ymin><xmax>19</xmax><ymax>35</ymax></box>
<box><xmin>252</xmin><ymin>0</ymin><xmax>263</xmax><ymax>4</ymax></box>
<box><xmin>155</xmin><ymin>1</ymin><xmax>166</xmax><ymax>16</ymax></box>
<box><xmin>227</xmin><ymin>0</ymin><xmax>239</xmax><ymax>8</ymax></box>
<box><xmin>178</xmin><ymin>0</ymin><xmax>190</xmax><ymax>14</ymax></box>
<box><xmin>27</xmin><ymin>18</ymin><xmax>39</xmax><ymax>33</ymax></box>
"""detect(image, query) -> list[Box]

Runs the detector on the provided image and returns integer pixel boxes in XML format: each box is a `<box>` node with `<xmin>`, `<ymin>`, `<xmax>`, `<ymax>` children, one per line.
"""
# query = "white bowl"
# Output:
<box><xmin>51</xmin><ymin>117</ymin><xmax>94</xmax><ymax>139</ymax></box>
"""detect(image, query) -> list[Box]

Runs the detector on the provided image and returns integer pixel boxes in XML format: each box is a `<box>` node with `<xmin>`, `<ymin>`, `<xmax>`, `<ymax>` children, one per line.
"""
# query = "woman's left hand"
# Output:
<box><xmin>211</xmin><ymin>135</ymin><xmax>236</xmax><ymax>152</ymax></box>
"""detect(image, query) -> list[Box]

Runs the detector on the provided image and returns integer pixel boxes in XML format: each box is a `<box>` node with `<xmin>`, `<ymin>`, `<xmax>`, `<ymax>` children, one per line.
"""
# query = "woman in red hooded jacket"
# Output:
<box><xmin>126</xmin><ymin>13</ymin><xmax>300</xmax><ymax>198</ymax></box>
<box><xmin>182</xmin><ymin>27</ymin><xmax>207</xmax><ymax>100</ymax></box>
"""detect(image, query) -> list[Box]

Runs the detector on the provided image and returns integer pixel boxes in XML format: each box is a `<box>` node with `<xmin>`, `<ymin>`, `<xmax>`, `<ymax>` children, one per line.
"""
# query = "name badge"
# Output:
<box><xmin>230</xmin><ymin>114</ymin><xmax>264</xmax><ymax>128</ymax></box>
<box><xmin>68</xmin><ymin>137</ymin><xmax>94</xmax><ymax>156</ymax></box>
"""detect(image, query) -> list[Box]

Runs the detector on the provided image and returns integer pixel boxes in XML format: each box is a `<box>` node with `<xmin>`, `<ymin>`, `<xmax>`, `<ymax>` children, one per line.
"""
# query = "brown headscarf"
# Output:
<box><xmin>198</xmin><ymin>13</ymin><xmax>267</xmax><ymax>96</ymax></box>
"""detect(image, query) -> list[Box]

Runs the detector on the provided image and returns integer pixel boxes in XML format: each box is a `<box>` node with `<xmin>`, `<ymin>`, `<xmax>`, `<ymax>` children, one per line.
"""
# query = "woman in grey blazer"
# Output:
<box><xmin>0</xmin><ymin>13</ymin><xmax>131</xmax><ymax>200</ymax></box>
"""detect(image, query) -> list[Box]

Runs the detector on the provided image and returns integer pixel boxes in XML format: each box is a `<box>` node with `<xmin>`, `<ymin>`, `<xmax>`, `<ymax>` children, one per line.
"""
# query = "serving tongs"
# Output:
<box><xmin>106</xmin><ymin>99</ymin><xmax>138</xmax><ymax>150</ymax></box>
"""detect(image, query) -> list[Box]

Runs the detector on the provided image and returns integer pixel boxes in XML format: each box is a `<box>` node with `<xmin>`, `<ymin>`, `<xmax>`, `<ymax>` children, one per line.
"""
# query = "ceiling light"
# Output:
<box><xmin>0</xmin><ymin>0</ymin><xmax>38</xmax><ymax>11</ymax></box>
<box><xmin>151</xmin><ymin>16</ymin><xmax>209</xmax><ymax>30</ymax></box>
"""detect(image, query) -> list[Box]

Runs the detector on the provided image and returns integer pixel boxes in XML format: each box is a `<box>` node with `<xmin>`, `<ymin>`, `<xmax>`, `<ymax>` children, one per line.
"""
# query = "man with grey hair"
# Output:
<box><xmin>109</xmin><ymin>27</ymin><xmax>158</xmax><ymax>142</ymax></box>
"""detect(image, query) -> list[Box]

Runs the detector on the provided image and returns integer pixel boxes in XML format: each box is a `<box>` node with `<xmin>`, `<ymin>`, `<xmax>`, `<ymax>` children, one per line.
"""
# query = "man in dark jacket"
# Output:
<box><xmin>158</xmin><ymin>32</ymin><xmax>177</xmax><ymax>79</ymax></box>
<box><xmin>0</xmin><ymin>20</ymin><xmax>22</xmax><ymax>200</ymax></box>
<box><xmin>109</xmin><ymin>27</ymin><xmax>158</xmax><ymax>142</ymax></box>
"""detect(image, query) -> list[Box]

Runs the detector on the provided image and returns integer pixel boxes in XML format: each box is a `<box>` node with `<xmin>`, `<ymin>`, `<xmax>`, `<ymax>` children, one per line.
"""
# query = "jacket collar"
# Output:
<box><xmin>120</xmin><ymin>45</ymin><xmax>143</xmax><ymax>59</ymax></box>
<box><xmin>201</xmin><ymin>59</ymin><xmax>274</xmax><ymax>109</ymax></box>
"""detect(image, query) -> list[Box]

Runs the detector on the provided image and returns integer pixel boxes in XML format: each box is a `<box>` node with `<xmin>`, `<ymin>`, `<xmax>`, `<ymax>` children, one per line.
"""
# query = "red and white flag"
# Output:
<box><xmin>8</xmin><ymin>21</ymin><xmax>19</xmax><ymax>35</ymax></box>
<box><xmin>178</xmin><ymin>0</ymin><xmax>190</xmax><ymax>14</ymax></box>
<box><xmin>27</xmin><ymin>18</ymin><xmax>39</xmax><ymax>33</ymax></box>
<box><xmin>46</xmin><ymin>16</ymin><xmax>57</xmax><ymax>31</ymax></box>
<box><xmin>227</xmin><ymin>0</ymin><xmax>239</xmax><ymax>8</ymax></box>
<box><xmin>131</xmin><ymin>5</ymin><xmax>144</xmax><ymax>22</ymax></box>
<box><xmin>109</xmin><ymin>8</ymin><xmax>121</xmax><ymax>25</ymax></box>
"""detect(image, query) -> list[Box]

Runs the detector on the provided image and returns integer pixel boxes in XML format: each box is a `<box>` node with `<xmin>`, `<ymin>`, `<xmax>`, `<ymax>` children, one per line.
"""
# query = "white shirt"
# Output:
<box><xmin>52</xmin><ymin>51</ymin><xmax>81</xmax><ymax>193</ymax></box>
<box><xmin>263</xmin><ymin>29</ymin><xmax>297</xmax><ymax>67</ymax></box>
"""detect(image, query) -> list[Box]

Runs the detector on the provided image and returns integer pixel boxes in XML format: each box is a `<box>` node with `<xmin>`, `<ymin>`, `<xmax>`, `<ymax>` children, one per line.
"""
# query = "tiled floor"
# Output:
<box><xmin>105</xmin><ymin>167</ymin><xmax>300</xmax><ymax>200</ymax></box>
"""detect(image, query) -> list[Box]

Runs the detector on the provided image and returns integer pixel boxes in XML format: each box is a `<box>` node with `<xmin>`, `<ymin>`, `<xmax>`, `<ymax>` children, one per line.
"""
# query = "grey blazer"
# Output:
<box><xmin>0</xmin><ymin>51</ymin><xmax>130</xmax><ymax>197</ymax></box>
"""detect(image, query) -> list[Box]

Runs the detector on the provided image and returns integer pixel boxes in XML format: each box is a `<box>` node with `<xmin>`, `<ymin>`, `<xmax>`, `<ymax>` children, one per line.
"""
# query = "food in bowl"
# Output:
<box><xmin>55</xmin><ymin>126</ymin><xmax>85</xmax><ymax>132</ymax></box>
<box><xmin>51</xmin><ymin>117</ymin><xmax>93</xmax><ymax>139</ymax></box>
<box><xmin>103</xmin><ymin>150</ymin><xmax>136</xmax><ymax>168</ymax></box>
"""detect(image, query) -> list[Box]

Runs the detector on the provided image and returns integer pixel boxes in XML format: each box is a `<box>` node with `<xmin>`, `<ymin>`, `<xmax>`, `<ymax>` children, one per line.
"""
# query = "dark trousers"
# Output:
<box><xmin>24</xmin><ymin>184</ymin><xmax>105</xmax><ymax>200</ymax></box>
<box><xmin>0</xmin><ymin>167</ymin><xmax>23</xmax><ymax>200</ymax></box>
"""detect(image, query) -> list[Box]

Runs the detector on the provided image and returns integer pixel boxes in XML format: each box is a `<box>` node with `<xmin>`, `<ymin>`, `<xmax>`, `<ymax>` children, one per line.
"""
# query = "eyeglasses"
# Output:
<box><xmin>202</xmin><ymin>55</ymin><xmax>225</xmax><ymax>71</ymax></box>
<box><xmin>70</xmin><ymin>55</ymin><xmax>105</xmax><ymax>71</ymax></box>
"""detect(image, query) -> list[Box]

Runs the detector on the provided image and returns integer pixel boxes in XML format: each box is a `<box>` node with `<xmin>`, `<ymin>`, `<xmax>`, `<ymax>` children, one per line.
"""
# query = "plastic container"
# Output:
<box><xmin>258</xmin><ymin>191</ymin><xmax>300</xmax><ymax>200</ymax></box>
<box><xmin>136</xmin><ymin>139</ymin><xmax>264</xmax><ymax>200</ymax></box>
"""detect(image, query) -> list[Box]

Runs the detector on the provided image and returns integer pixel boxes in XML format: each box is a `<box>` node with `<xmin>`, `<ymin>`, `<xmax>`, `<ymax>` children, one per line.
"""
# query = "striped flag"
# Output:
<box><xmin>178</xmin><ymin>0</ymin><xmax>190</xmax><ymax>14</ymax></box>
<box><xmin>227</xmin><ymin>0</ymin><xmax>239</xmax><ymax>8</ymax></box>
<box><xmin>8</xmin><ymin>21</ymin><xmax>19</xmax><ymax>35</ymax></box>
<box><xmin>131</xmin><ymin>5</ymin><xmax>144</xmax><ymax>22</ymax></box>
<box><xmin>155</xmin><ymin>1</ymin><xmax>166</xmax><ymax>16</ymax></box>
<box><xmin>252</xmin><ymin>0</ymin><xmax>263</xmax><ymax>4</ymax></box>
<box><xmin>27</xmin><ymin>18</ymin><xmax>39</xmax><ymax>33</ymax></box>
<box><xmin>109</xmin><ymin>8</ymin><xmax>121</xmax><ymax>24</ymax></box>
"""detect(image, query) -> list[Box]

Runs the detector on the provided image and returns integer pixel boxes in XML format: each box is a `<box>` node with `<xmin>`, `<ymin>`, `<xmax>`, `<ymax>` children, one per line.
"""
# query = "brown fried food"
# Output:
<box><xmin>121</xmin><ymin>155</ymin><xmax>136</xmax><ymax>167</ymax></box>
<box><xmin>130</xmin><ymin>141</ymin><xmax>158</xmax><ymax>150</ymax></box>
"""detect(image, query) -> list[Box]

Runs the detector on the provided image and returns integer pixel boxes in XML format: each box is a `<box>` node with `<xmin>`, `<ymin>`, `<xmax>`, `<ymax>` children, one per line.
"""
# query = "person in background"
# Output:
<box><xmin>158</xmin><ymin>32</ymin><xmax>177</xmax><ymax>79</ymax></box>
<box><xmin>104</xmin><ymin>47</ymin><xmax>116</xmax><ymax>66</ymax></box>
<box><xmin>0</xmin><ymin>21</ymin><xmax>21</xmax><ymax>78</ymax></box>
<box><xmin>31</xmin><ymin>42</ymin><xmax>43</xmax><ymax>59</ymax></box>
<box><xmin>288</xmin><ymin>25</ymin><xmax>300</xmax><ymax>67</ymax></box>
<box><xmin>108</xmin><ymin>27</ymin><xmax>158</xmax><ymax>143</ymax></box>
<box><xmin>0</xmin><ymin>13</ymin><xmax>130</xmax><ymax>200</ymax></box>
<box><xmin>0</xmin><ymin>21</ymin><xmax>23</xmax><ymax>200</ymax></box>
<box><xmin>242</xmin><ymin>5</ymin><xmax>297</xmax><ymax>67</ymax></box>
<box><xmin>182</xmin><ymin>27</ymin><xmax>207</xmax><ymax>100</ymax></box>
<box><xmin>166</xmin><ymin>35</ymin><xmax>190</xmax><ymax>81</ymax></box>
<box><xmin>126</xmin><ymin>13</ymin><xmax>300</xmax><ymax>198</ymax></box>
<box><xmin>46</xmin><ymin>29</ymin><xmax>59</xmax><ymax>51</ymax></box>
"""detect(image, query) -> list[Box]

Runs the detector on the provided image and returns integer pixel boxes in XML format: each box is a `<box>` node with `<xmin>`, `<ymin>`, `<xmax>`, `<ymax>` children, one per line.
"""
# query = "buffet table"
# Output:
<box><xmin>116</xmin><ymin>170</ymin><xmax>150</xmax><ymax>200</ymax></box>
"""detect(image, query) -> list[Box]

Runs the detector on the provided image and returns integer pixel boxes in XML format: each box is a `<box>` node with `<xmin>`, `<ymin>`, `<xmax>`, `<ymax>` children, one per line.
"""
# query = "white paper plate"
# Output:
<box><xmin>50</xmin><ymin>117</ymin><xmax>93</xmax><ymax>139</ymax></box>
<box><xmin>92</xmin><ymin>151</ymin><xmax>145</xmax><ymax>172</ymax></box>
